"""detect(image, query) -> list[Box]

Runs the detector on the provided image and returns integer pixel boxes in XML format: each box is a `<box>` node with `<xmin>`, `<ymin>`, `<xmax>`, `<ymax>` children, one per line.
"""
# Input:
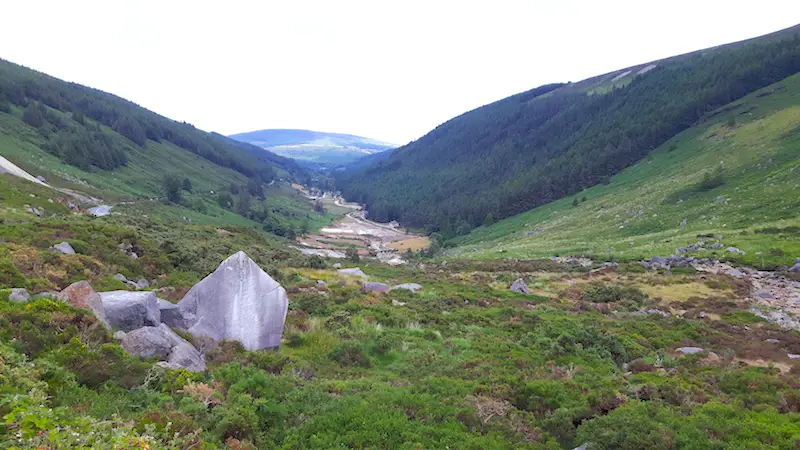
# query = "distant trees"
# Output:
<box><xmin>217</xmin><ymin>192</ymin><xmax>234</xmax><ymax>209</ymax></box>
<box><xmin>336</xmin><ymin>29</ymin><xmax>800</xmax><ymax>229</ymax></box>
<box><xmin>314</xmin><ymin>200</ymin><xmax>325</xmax><ymax>214</ymax></box>
<box><xmin>345</xmin><ymin>246</ymin><xmax>360</xmax><ymax>262</ymax></box>
<box><xmin>484</xmin><ymin>213</ymin><xmax>494</xmax><ymax>227</ymax></box>
<box><xmin>182</xmin><ymin>177</ymin><xmax>192</xmax><ymax>193</ymax></box>
<box><xmin>22</xmin><ymin>103</ymin><xmax>45</xmax><ymax>128</ymax></box>
<box><xmin>163</xmin><ymin>174</ymin><xmax>182</xmax><ymax>203</ymax></box>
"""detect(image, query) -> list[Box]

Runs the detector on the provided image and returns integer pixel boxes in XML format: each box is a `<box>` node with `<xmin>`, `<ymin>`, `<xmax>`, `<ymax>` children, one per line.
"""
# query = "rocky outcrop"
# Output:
<box><xmin>338</xmin><ymin>267</ymin><xmax>368</xmax><ymax>278</ymax></box>
<box><xmin>510</xmin><ymin>278</ymin><xmax>531</xmax><ymax>295</ymax></box>
<box><xmin>361</xmin><ymin>282</ymin><xmax>390</xmax><ymax>294</ymax></box>
<box><xmin>392</xmin><ymin>283</ymin><xmax>422</xmax><ymax>293</ymax></box>
<box><xmin>178</xmin><ymin>251</ymin><xmax>288</xmax><ymax>351</ymax></box>
<box><xmin>51</xmin><ymin>242</ymin><xmax>76</xmax><ymax>255</ymax></box>
<box><xmin>56</xmin><ymin>281</ymin><xmax>108</xmax><ymax>328</ymax></box>
<box><xmin>159</xmin><ymin>299</ymin><xmax>187</xmax><ymax>329</ymax></box>
<box><xmin>100</xmin><ymin>291</ymin><xmax>160</xmax><ymax>331</ymax></box>
<box><xmin>122</xmin><ymin>324</ymin><xmax>205</xmax><ymax>372</ymax></box>
<box><xmin>9</xmin><ymin>288</ymin><xmax>30</xmax><ymax>303</ymax></box>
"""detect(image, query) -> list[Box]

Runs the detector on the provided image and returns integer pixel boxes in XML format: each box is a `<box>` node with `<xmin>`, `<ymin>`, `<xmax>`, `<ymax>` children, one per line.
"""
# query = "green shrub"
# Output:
<box><xmin>93</xmin><ymin>274</ymin><xmax>127</xmax><ymax>291</ymax></box>
<box><xmin>0</xmin><ymin>257</ymin><xmax>29</xmax><ymax>289</ymax></box>
<box><xmin>328</xmin><ymin>341</ymin><xmax>370</xmax><ymax>367</ymax></box>
<box><xmin>581</xmin><ymin>282</ymin><xmax>647</xmax><ymax>307</ymax></box>
<box><xmin>65</xmin><ymin>239</ymin><xmax>91</xmax><ymax>255</ymax></box>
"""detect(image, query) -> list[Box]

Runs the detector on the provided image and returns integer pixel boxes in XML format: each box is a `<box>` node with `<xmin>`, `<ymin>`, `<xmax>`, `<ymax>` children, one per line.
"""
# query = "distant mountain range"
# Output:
<box><xmin>229</xmin><ymin>129</ymin><xmax>396</xmax><ymax>167</ymax></box>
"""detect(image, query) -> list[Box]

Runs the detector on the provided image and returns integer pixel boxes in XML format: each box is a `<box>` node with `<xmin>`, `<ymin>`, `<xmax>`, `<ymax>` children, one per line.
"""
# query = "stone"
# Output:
<box><xmin>338</xmin><ymin>267</ymin><xmax>368</xmax><ymax>278</ymax></box>
<box><xmin>788</xmin><ymin>354</ymin><xmax>800</xmax><ymax>359</ymax></box>
<box><xmin>392</xmin><ymin>283</ymin><xmax>422</xmax><ymax>293</ymax></box>
<box><xmin>130</xmin><ymin>252</ymin><xmax>139</xmax><ymax>259</ymax></box>
<box><xmin>115</xmin><ymin>273</ymin><xmax>128</xmax><ymax>283</ymax></box>
<box><xmin>113</xmin><ymin>330</ymin><xmax>127</xmax><ymax>340</ymax></box>
<box><xmin>714</xmin><ymin>196</ymin><xmax>724</xmax><ymax>203</ymax></box>
<box><xmin>708</xmin><ymin>242</ymin><xmax>724</xmax><ymax>250</ymax></box>
<box><xmin>122</xmin><ymin>324</ymin><xmax>205</xmax><ymax>372</ymax></box>
<box><xmin>134</xmin><ymin>279</ymin><xmax>150</xmax><ymax>290</ymax></box>
<box><xmin>52</xmin><ymin>241</ymin><xmax>76</xmax><ymax>255</ymax></box>
<box><xmin>510</xmin><ymin>278</ymin><xmax>531</xmax><ymax>295</ymax></box>
<box><xmin>726</xmin><ymin>247</ymin><xmax>745</xmax><ymax>255</ymax></box>
<box><xmin>789</xmin><ymin>262</ymin><xmax>800</xmax><ymax>273</ymax></box>
<box><xmin>56</xmin><ymin>281</ymin><xmax>108</xmax><ymax>328</ymax></box>
<box><xmin>361</xmin><ymin>282</ymin><xmax>390</xmax><ymax>294</ymax></box>
<box><xmin>391</xmin><ymin>300</ymin><xmax>407</xmax><ymax>307</ymax></box>
<box><xmin>121</xmin><ymin>324</ymin><xmax>178</xmax><ymax>359</ymax></box>
<box><xmin>333</xmin><ymin>263</ymin><xmax>342</xmax><ymax>269</ymax></box>
<box><xmin>316</xmin><ymin>280</ymin><xmax>327</xmax><ymax>287</ymax></box>
<box><xmin>158</xmin><ymin>299</ymin><xmax>187</xmax><ymax>329</ymax></box>
<box><xmin>676</xmin><ymin>346</ymin><xmax>704</xmax><ymax>355</ymax></box>
<box><xmin>178</xmin><ymin>251</ymin><xmax>288</xmax><ymax>351</ymax></box>
<box><xmin>763</xmin><ymin>338</ymin><xmax>780</xmax><ymax>344</ymax></box>
<box><xmin>36</xmin><ymin>175</ymin><xmax>46</xmax><ymax>183</ymax></box>
<box><xmin>100</xmin><ymin>291</ymin><xmax>160</xmax><ymax>331</ymax></box>
<box><xmin>9</xmin><ymin>288</ymin><xmax>30</xmax><ymax>303</ymax></box>
<box><xmin>754</xmin><ymin>291</ymin><xmax>775</xmax><ymax>300</ymax></box>
<box><xmin>161</xmin><ymin>342</ymin><xmax>206</xmax><ymax>372</ymax></box>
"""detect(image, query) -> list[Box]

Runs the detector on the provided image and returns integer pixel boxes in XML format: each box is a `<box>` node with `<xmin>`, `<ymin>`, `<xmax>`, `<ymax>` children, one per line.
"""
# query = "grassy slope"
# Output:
<box><xmin>449</xmin><ymin>74</ymin><xmax>800</xmax><ymax>268</ymax></box>
<box><xmin>0</xmin><ymin>104</ymin><xmax>343</xmax><ymax>233</ymax></box>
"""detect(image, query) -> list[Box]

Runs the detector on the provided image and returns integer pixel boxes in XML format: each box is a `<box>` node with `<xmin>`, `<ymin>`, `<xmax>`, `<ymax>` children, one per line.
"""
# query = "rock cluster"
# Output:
<box><xmin>510</xmin><ymin>278</ymin><xmax>531</xmax><ymax>295</ymax></box>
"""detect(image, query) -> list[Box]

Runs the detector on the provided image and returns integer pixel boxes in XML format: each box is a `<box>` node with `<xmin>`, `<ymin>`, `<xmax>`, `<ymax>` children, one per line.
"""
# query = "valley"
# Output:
<box><xmin>0</xmin><ymin>19</ymin><xmax>800</xmax><ymax>450</ymax></box>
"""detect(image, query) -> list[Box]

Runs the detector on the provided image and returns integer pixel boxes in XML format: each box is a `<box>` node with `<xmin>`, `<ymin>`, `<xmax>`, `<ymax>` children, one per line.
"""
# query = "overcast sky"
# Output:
<box><xmin>2</xmin><ymin>1</ymin><xmax>798</xmax><ymax>145</ymax></box>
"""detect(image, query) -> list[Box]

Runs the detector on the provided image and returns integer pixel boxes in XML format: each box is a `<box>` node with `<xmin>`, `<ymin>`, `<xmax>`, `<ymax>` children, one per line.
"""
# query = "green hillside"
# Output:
<box><xmin>337</xmin><ymin>25</ymin><xmax>800</xmax><ymax>232</ymax></box>
<box><xmin>447</xmin><ymin>73</ymin><xmax>800</xmax><ymax>268</ymax></box>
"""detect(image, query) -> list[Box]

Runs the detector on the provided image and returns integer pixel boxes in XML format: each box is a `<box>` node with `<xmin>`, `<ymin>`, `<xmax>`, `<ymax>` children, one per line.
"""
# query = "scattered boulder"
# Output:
<box><xmin>510</xmin><ymin>278</ymin><xmax>531</xmax><ymax>295</ymax></box>
<box><xmin>115</xmin><ymin>273</ymin><xmax>128</xmax><ymax>283</ymax></box>
<box><xmin>134</xmin><ymin>279</ymin><xmax>150</xmax><ymax>290</ymax></box>
<box><xmin>333</xmin><ymin>263</ymin><xmax>342</xmax><ymax>269</ymax></box>
<box><xmin>113</xmin><ymin>330</ymin><xmax>127</xmax><ymax>341</ymax></box>
<box><xmin>122</xmin><ymin>323</ymin><xmax>205</xmax><ymax>372</ymax></box>
<box><xmin>788</xmin><ymin>354</ymin><xmax>800</xmax><ymax>360</ymax></box>
<box><xmin>339</xmin><ymin>267</ymin><xmax>368</xmax><ymax>278</ymax></box>
<box><xmin>764</xmin><ymin>338</ymin><xmax>780</xmax><ymax>344</ymax></box>
<box><xmin>727</xmin><ymin>247</ymin><xmax>745</xmax><ymax>255</ymax></box>
<box><xmin>100</xmin><ymin>291</ymin><xmax>160</xmax><ymax>331</ymax></box>
<box><xmin>51</xmin><ymin>241</ymin><xmax>76</xmax><ymax>255</ymax></box>
<box><xmin>316</xmin><ymin>280</ymin><xmax>327</xmax><ymax>287</ymax></box>
<box><xmin>56</xmin><ymin>281</ymin><xmax>108</xmax><ymax>328</ymax></box>
<box><xmin>789</xmin><ymin>259</ymin><xmax>800</xmax><ymax>272</ymax></box>
<box><xmin>708</xmin><ymin>242</ymin><xmax>724</xmax><ymax>250</ymax></box>
<box><xmin>9</xmin><ymin>288</ymin><xmax>30</xmax><ymax>303</ymax></box>
<box><xmin>391</xmin><ymin>300</ymin><xmax>407</xmax><ymax>307</ymax></box>
<box><xmin>392</xmin><ymin>283</ymin><xmax>422</xmax><ymax>293</ymax></box>
<box><xmin>713</xmin><ymin>196</ymin><xmax>724</xmax><ymax>203</ymax></box>
<box><xmin>36</xmin><ymin>175</ymin><xmax>46</xmax><ymax>183</ymax></box>
<box><xmin>159</xmin><ymin>299</ymin><xmax>187</xmax><ymax>329</ymax></box>
<box><xmin>178</xmin><ymin>251</ymin><xmax>288</xmax><ymax>351</ymax></box>
<box><xmin>676</xmin><ymin>346</ymin><xmax>704</xmax><ymax>355</ymax></box>
<box><xmin>361</xmin><ymin>282</ymin><xmax>390</xmax><ymax>294</ymax></box>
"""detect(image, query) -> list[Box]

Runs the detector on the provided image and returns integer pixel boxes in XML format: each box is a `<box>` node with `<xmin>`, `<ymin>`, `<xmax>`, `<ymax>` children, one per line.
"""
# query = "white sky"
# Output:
<box><xmin>2</xmin><ymin>1</ymin><xmax>798</xmax><ymax>145</ymax></box>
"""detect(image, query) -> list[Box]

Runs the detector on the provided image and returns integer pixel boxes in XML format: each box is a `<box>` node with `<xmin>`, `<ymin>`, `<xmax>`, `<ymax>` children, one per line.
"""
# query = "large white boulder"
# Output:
<box><xmin>100</xmin><ymin>291</ymin><xmax>160</xmax><ymax>331</ymax></box>
<box><xmin>178</xmin><ymin>251</ymin><xmax>288</xmax><ymax>350</ymax></box>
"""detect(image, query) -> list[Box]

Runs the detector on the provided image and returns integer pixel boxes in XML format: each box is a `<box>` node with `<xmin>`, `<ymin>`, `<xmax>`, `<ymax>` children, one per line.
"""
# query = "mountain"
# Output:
<box><xmin>229</xmin><ymin>128</ymin><xmax>396</xmax><ymax>167</ymax></box>
<box><xmin>447</xmin><ymin>72</ymin><xmax>800</xmax><ymax>268</ymax></box>
<box><xmin>336</xmin><ymin>25</ymin><xmax>800</xmax><ymax>231</ymax></box>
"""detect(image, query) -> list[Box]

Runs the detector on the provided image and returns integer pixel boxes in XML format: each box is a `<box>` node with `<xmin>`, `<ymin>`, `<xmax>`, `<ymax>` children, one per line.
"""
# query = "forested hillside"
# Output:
<box><xmin>337</xmin><ymin>25</ymin><xmax>800</xmax><ymax>233</ymax></box>
<box><xmin>0</xmin><ymin>59</ymin><xmax>305</xmax><ymax>183</ymax></box>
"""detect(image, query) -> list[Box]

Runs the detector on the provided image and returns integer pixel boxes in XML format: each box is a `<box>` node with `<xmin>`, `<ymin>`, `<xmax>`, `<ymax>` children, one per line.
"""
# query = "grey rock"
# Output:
<box><xmin>100</xmin><ymin>291</ymin><xmax>160</xmax><ymax>331</ymax></box>
<box><xmin>510</xmin><ymin>278</ymin><xmax>531</xmax><ymax>295</ymax></box>
<box><xmin>754</xmin><ymin>291</ymin><xmax>775</xmax><ymax>300</ymax></box>
<box><xmin>113</xmin><ymin>330</ymin><xmax>127</xmax><ymax>340</ymax></box>
<box><xmin>708</xmin><ymin>242</ymin><xmax>723</xmax><ymax>250</ymax></box>
<box><xmin>573</xmin><ymin>444</ymin><xmax>589</xmax><ymax>450</ymax></box>
<box><xmin>391</xmin><ymin>300</ymin><xmax>407</xmax><ymax>307</ymax></box>
<box><xmin>114</xmin><ymin>273</ymin><xmax>128</xmax><ymax>283</ymax></box>
<box><xmin>680</xmin><ymin>219</ymin><xmax>687</xmax><ymax>228</ymax></box>
<box><xmin>338</xmin><ymin>267</ymin><xmax>368</xmax><ymax>278</ymax></box>
<box><xmin>726</xmin><ymin>247</ymin><xmax>746</xmax><ymax>255</ymax></box>
<box><xmin>134</xmin><ymin>279</ymin><xmax>150</xmax><ymax>290</ymax></box>
<box><xmin>36</xmin><ymin>175</ymin><xmax>46</xmax><ymax>183</ymax></box>
<box><xmin>121</xmin><ymin>324</ymin><xmax>178</xmax><ymax>359</ymax></box>
<box><xmin>789</xmin><ymin>262</ymin><xmax>800</xmax><ymax>273</ymax></box>
<box><xmin>158</xmin><ymin>299</ymin><xmax>187</xmax><ymax>329</ymax></box>
<box><xmin>9</xmin><ymin>288</ymin><xmax>30</xmax><ymax>303</ymax></box>
<box><xmin>178</xmin><ymin>251</ymin><xmax>288</xmax><ymax>351</ymax></box>
<box><xmin>52</xmin><ymin>241</ymin><xmax>76</xmax><ymax>255</ymax></box>
<box><xmin>123</xmin><ymin>324</ymin><xmax>205</xmax><ymax>372</ymax></box>
<box><xmin>316</xmin><ymin>280</ymin><xmax>327</xmax><ymax>287</ymax></box>
<box><xmin>713</xmin><ymin>196</ymin><xmax>724</xmax><ymax>203</ymax></box>
<box><xmin>727</xmin><ymin>269</ymin><xmax>745</xmax><ymax>278</ymax></box>
<box><xmin>676</xmin><ymin>346</ymin><xmax>704</xmax><ymax>355</ymax></box>
<box><xmin>763</xmin><ymin>338</ymin><xmax>780</xmax><ymax>344</ymax></box>
<box><xmin>161</xmin><ymin>342</ymin><xmax>206</xmax><ymax>372</ymax></box>
<box><xmin>361</xmin><ymin>282</ymin><xmax>390</xmax><ymax>293</ymax></box>
<box><xmin>392</xmin><ymin>283</ymin><xmax>422</xmax><ymax>293</ymax></box>
<box><xmin>333</xmin><ymin>263</ymin><xmax>342</xmax><ymax>269</ymax></box>
<box><xmin>788</xmin><ymin>354</ymin><xmax>800</xmax><ymax>360</ymax></box>
<box><xmin>130</xmin><ymin>252</ymin><xmax>139</xmax><ymax>259</ymax></box>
